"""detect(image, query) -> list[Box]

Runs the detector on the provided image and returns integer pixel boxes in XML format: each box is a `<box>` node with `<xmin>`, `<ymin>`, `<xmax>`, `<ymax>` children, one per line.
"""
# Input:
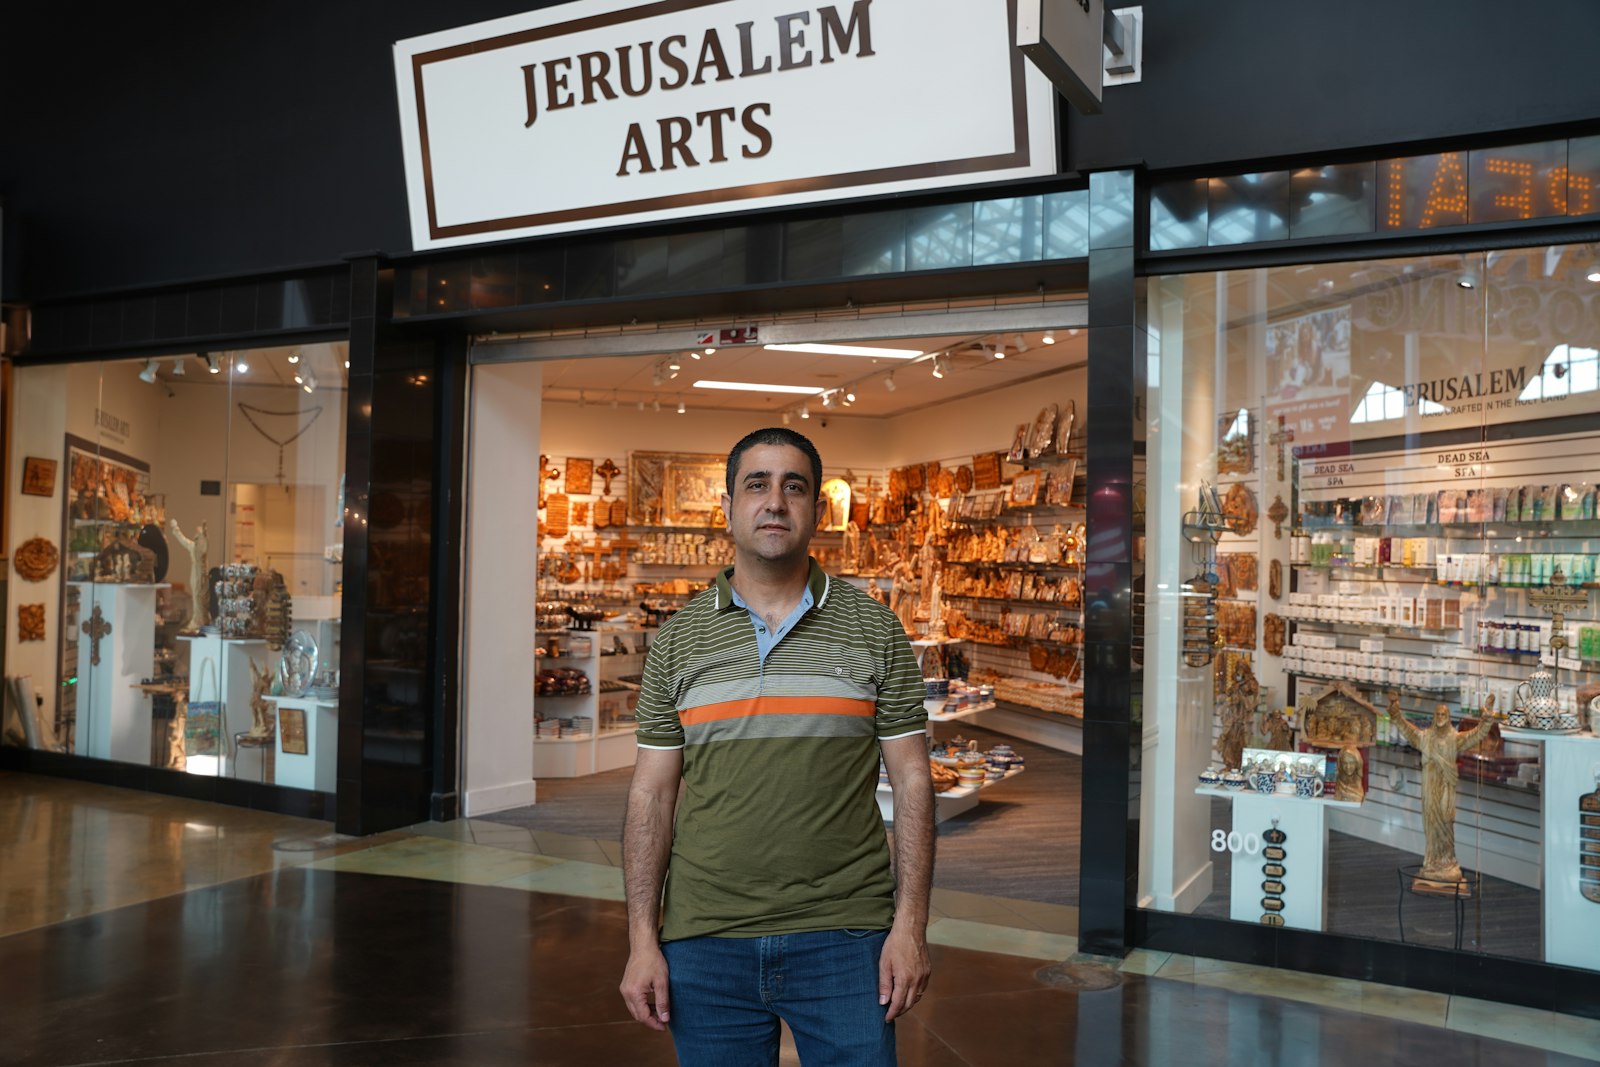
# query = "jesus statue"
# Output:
<box><xmin>1392</xmin><ymin>703</ymin><xmax>1494</xmax><ymax>891</ymax></box>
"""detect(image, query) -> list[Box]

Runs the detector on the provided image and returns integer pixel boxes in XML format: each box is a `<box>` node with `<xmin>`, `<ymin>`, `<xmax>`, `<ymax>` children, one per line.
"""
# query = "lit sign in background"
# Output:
<box><xmin>1150</xmin><ymin>136</ymin><xmax>1600</xmax><ymax>251</ymax></box>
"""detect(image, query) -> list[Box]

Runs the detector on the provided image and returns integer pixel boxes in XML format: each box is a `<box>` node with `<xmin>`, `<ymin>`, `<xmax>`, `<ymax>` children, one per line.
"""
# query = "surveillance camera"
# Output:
<box><xmin>818</xmin><ymin>417</ymin><xmax>829</xmax><ymax>428</ymax></box>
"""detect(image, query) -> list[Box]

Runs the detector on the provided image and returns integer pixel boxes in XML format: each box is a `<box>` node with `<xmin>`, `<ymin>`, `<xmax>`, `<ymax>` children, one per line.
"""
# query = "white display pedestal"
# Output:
<box><xmin>178</xmin><ymin>634</ymin><xmax>270</xmax><ymax>779</ymax></box>
<box><xmin>265</xmin><ymin>695</ymin><xmax>338</xmax><ymax>792</ymax></box>
<box><xmin>68</xmin><ymin>582</ymin><xmax>163</xmax><ymax>763</ymax></box>
<box><xmin>1198</xmin><ymin>787</ymin><xmax>1362</xmax><ymax>932</ymax></box>
<box><xmin>1503</xmin><ymin>728</ymin><xmax>1600</xmax><ymax>971</ymax></box>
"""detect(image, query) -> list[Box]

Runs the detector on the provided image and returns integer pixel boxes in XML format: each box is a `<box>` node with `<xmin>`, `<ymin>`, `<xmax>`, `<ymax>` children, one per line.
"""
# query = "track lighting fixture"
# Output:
<box><xmin>822</xmin><ymin>391</ymin><xmax>835</xmax><ymax>409</ymax></box>
<box><xmin>1014</xmin><ymin>333</ymin><xmax>1028</xmax><ymax>353</ymax></box>
<box><xmin>204</xmin><ymin>352</ymin><xmax>221</xmax><ymax>374</ymax></box>
<box><xmin>677</xmin><ymin>399</ymin><xmax>686</xmax><ymax>414</ymax></box>
<box><xmin>884</xmin><ymin>373</ymin><xmax>896</xmax><ymax>392</ymax></box>
<box><xmin>578</xmin><ymin>390</ymin><xmax>587</xmax><ymax>408</ymax></box>
<box><xmin>293</xmin><ymin>371</ymin><xmax>304</xmax><ymax>385</ymax></box>
<box><xmin>653</xmin><ymin>398</ymin><xmax>661</xmax><ymax>412</ymax></box>
<box><xmin>782</xmin><ymin>410</ymin><xmax>792</xmax><ymax>425</ymax></box>
<box><xmin>287</xmin><ymin>350</ymin><xmax>301</xmax><ymax>365</ymax></box>
<box><xmin>139</xmin><ymin>359</ymin><xmax>159</xmax><ymax>384</ymax></box>
<box><xmin>800</xmin><ymin>403</ymin><xmax>810</xmax><ymax>419</ymax></box>
<box><xmin>704</xmin><ymin>347</ymin><xmax>716</xmax><ymax>356</ymax></box>
<box><xmin>1041</xmin><ymin>330</ymin><xmax>1056</xmax><ymax>345</ymax></box>
<box><xmin>234</xmin><ymin>354</ymin><xmax>250</xmax><ymax>374</ymax></box>
<box><xmin>668</xmin><ymin>357</ymin><xmax>681</xmax><ymax>371</ymax></box>
<box><xmin>301</xmin><ymin>370</ymin><xmax>318</xmax><ymax>394</ymax></box>
<box><xmin>170</xmin><ymin>357</ymin><xmax>186</xmax><ymax>376</ymax></box>
<box><xmin>931</xmin><ymin>354</ymin><xmax>946</xmax><ymax>379</ymax></box>
<box><xmin>992</xmin><ymin>344</ymin><xmax>1006</xmax><ymax>360</ymax></box>
<box><xmin>1587</xmin><ymin>265</ymin><xmax>1600</xmax><ymax>283</ymax></box>
<box><xmin>1457</xmin><ymin>271</ymin><xmax>1478</xmax><ymax>290</ymax></box>
<box><xmin>844</xmin><ymin>389</ymin><xmax>856</xmax><ymax>404</ymax></box>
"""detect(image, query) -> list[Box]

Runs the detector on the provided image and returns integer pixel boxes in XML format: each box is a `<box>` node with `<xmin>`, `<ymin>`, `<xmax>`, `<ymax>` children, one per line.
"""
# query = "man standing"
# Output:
<box><xmin>619</xmin><ymin>428</ymin><xmax>934</xmax><ymax>1064</ymax></box>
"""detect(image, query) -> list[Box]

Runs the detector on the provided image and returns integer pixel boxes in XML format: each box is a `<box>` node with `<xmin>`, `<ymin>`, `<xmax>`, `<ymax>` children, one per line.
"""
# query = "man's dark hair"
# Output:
<box><xmin>725</xmin><ymin>428</ymin><xmax>823</xmax><ymax>497</ymax></box>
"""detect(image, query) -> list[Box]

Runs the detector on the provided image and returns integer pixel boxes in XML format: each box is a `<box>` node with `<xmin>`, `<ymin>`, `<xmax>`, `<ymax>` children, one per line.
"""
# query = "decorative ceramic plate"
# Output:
<box><xmin>955</xmin><ymin>466</ymin><xmax>974</xmax><ymax>493</ymax></box>
<box><xmin>279</xmin><ymin>629</ymin><xmax>319</xmax><ymax>698</ymax></box>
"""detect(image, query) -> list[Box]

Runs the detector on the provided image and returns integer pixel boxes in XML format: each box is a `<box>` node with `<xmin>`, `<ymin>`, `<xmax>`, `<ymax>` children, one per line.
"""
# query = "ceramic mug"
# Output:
<box><xmin>1250</xmin><ymin>770</ymin><xmax>1277</xmax><ymax>794</ymax></box>
<box><xmin>1294</xmin><ymin>774</ymin><xmax>1324</xmax><ymax>799</ymax></box>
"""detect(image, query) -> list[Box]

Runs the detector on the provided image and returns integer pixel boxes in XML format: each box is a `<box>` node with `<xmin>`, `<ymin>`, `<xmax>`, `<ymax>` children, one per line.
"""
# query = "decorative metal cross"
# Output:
<box><xmin>1268</xmin><ymin>418</ymin><xmax>1296</xmax><ymax>482</ymax></box>
<box><xmin>1530</xmin><ymin>567</ymin><xmax>1585</xmax><ymax>658</ymax></box>
<box><xmin>82</xmin><ymin>604</ymin><xmax>113</xmax><ymax>667</ymax></box>
<box><xmin>596</xmin><ymin>458</ymin><xmax>621</xmax><ymax>495</ymax></box>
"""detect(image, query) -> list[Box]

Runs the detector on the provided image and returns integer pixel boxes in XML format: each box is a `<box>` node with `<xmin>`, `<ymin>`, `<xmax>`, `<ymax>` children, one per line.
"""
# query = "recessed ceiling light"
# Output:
<box><xmin>693</xmin><ymin>380</ymin><xmax>826</xmax><ymax>395</ymax></box>
<box><xmin>763</xmin><ymin>343</ymin><xmax>923</xmax><ymax>359</ymax></box>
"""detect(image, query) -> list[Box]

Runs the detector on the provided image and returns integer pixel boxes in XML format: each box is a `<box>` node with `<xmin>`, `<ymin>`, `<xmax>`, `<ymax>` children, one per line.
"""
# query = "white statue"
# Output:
<box><xmin>168</xmin><ymin>519</ymin><xmax>211</xmax><ymax>632</ymax></box>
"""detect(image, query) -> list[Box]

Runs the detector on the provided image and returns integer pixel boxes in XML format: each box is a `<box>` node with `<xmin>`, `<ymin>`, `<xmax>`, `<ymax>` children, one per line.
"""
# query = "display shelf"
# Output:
<box><xmin>945</xmin><ymin>560</ymin><xmax>1082</xmax><ymax>572</ymax></box>
<box><xmin>1194</xmin><ymin>785</ymin><xmax>1361</xmax><ymax>809</ymax></box>
<box><xmin>944</xmin><ymin>593</ymin><xmax>1081</xmax><ymax>606</ymax></box>
<box><xmin>1288</xmin><ymin>668</ymin><xmax>1459</xmax><ymax>697</ymax></box>
<box><xmin>1297</xmin><ymin>520</ymin><xmax>1600</xmax><ymax>536</ymax></box>
<box><xmin>1282</xmin><ymin>616</ymin><xmax>1458</xmax><ymax>639</ymax></box>
<box><xmin>877</xmin><ymin>766</ymin><xmax>1023</xmax><ymax>823</ymax></box>
<box><xmin>926</xmin><ymin>699</ymin><xmax>996</xmax><ymax>723</ymax></box>
<box><xmin>532</xmin><ymin>626</ymin><xmax>648</xmax><ymax>778</ymax></box>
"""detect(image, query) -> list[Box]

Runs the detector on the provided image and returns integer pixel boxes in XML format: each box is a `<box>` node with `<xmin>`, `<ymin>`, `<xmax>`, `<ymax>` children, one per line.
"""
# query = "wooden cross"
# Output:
<box><xmin>538</xmin><ymin>454</ymin><xmax>562</xmax><ymax>509</ymax></box>
<box><xmin>1268</xmin><ymin>418</ymin><xmax>1295</xmax><ymax>482</ymax></box>
<box><xmin>596</xmin><ymin>458</ymin><xmax>621</xmax><ymax>495</ymax></box>
<box><xmin>82</xmin><ymin>604</ymin><xmax>113</xmax><ymax>667</ymax></box>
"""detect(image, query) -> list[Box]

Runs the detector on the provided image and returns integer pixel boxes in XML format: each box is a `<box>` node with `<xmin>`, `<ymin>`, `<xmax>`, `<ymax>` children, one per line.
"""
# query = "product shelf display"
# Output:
<box><xmin>1141</xmin><ymin>245</ymin><xmax>1600</xmax><ymax>977</ymax></box>
<box><xmin>532</xmin><ymin>627</ymin><xmax>650</xmax><ymax>778</ymax></box>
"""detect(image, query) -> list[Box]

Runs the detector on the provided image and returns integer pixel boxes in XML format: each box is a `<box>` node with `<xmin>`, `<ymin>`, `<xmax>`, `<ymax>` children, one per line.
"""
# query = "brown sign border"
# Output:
<box><xmin>410</xmin><ymin>0</ymin><xmax>1035</xmax><ymax>242</ymax></box>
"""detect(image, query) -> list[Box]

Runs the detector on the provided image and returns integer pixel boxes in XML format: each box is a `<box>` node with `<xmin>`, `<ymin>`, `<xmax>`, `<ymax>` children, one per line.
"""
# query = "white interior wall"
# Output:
<box><xmin>461</xmin><ymin>361</ymin><xmax>542</xmax><ymax>815</ymax></box>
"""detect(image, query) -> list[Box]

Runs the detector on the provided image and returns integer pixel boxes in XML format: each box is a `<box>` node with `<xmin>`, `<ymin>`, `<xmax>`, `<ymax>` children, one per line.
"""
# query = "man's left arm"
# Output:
<box><xmin>878</xmin><ymin>733</ymin><xmax>933</xmax><ymax>1021</ymax></box>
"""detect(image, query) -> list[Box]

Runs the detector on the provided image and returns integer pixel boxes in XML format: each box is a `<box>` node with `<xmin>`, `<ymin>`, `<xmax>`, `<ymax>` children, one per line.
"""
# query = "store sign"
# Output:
<box><xmin>1016</xmin><ymin>0</ymin><xmax>1103</xmax><ymax>115</ymax></box>
<box><xmin>394</xmin><ymin>0</ymin><xmax>1058</xmax><ymax>250</ymax></box>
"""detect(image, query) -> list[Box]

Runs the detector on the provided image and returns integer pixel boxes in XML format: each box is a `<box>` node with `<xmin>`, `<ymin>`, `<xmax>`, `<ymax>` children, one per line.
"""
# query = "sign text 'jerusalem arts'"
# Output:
<box><xmin>520</xmin><ymin>3</ymin><xmax>874</xmax><ymax>176</ymax></box>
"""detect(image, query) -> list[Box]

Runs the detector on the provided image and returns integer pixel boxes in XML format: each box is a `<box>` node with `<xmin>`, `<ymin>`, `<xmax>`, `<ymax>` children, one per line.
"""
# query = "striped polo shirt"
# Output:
<box><xmin>636</xmin><ymin>558</ymin><xmax>927</xmax><ymax>940</ymax></box>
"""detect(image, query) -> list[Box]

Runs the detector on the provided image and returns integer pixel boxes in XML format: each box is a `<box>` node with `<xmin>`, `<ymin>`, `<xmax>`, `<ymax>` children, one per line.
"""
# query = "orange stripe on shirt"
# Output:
<box><xmin>680</xmin><ymin>695</ymin><xmax>875</xmax><ymax>726</ymax></box>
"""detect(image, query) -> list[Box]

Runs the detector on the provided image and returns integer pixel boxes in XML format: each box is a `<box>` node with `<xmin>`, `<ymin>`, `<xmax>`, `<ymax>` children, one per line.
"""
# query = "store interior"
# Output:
<box><xmin>488</xmin><ymin>324</ymin><xmax>1092</xmax><ymax>906</ymax></box>
<box><xmin>2</xmin><ymin>345</ymin><xmax>349</xmax><ymax>791</ymax></box>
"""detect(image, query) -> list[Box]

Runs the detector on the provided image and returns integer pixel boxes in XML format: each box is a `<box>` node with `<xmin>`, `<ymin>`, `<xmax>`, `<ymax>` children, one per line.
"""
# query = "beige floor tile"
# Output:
<box><xmin>532</xmin><ymin>836</ymin><xmax>613</xmax><ymax>863</ymax></box>
<box><xmin>930</xmin><ymin>887</ymin><xmax>1019</xmax><ymax>919</ymax></box>
<box><xmin>1152</xmin><ymin>953</ymin><xmax>1198</xmax><ymax>978</ymax></box>
<box><xmin>998</xmin><ymin>899</ymin><xmax>1078</xmax><ymax>935</ymax></box>
<box><xmin>1446</xmin><ymin>995</ymin><xmax>1600</xmax><ymax>1059</ymax></box>
<box><xmin>926</xmin><ymin>917</ymin><xmax>1077</xmax><ymax>961</ymax></box>
<box><xmin>304</xmin><ymin>837</ymin><xmax>563</xmax><ymax>886</ymax></box>
<box><xmin>1117</xmin><ymin>949</ymin><xmax>1172</xmax><ymax>976</ymax></box>
<box><xmin>498</xmin><ymin>859</ymin><xmax>627</xmax><ymax>901</ymax></box>
<box><xmin>596</xmin><ymin>839</ymin><xmax>624</xmax><ymax>867</ymax></box>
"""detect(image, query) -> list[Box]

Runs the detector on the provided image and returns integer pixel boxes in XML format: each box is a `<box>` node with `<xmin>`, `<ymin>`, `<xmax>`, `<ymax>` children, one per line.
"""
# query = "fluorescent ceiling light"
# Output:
<box><xmin>693</xmin><ymin>380</ymin><xmax>826</xmax><ymax>395</ymax></box>
<box><xmin>762</xmin><ymin>343</ymin><xmax>923</xmax><ymax>359</ymax></box>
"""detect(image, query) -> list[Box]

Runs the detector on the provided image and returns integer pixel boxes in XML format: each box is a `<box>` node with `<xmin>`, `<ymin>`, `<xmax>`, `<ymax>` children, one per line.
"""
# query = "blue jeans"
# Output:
<box><xmin>661</xmin><ymin>928</ymin><xmax>895</xmax><ymax>1067</ymax></box>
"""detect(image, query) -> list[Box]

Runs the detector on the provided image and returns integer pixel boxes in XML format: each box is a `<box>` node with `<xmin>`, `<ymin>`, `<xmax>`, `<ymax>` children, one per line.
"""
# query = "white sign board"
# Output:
<box><xmin>394</xmin><ymin>0</ymin><xmax>1058</xmax><ymax>251</ymax></box>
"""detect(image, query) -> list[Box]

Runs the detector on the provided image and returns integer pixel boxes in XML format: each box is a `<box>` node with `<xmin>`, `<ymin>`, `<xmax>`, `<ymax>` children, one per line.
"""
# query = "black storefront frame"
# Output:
<box><xmin>1121</xmin><ymin>176</ymin><xmax>1600</xmax><ymax>1021</ymax></box>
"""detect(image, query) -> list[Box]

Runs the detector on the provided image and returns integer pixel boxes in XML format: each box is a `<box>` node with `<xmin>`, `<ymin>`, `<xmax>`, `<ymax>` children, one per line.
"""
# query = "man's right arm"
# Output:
<box><xmin>619</xmin><ymin>747</ymin><xmax>682</xmax><ymax>1031</ymax></box>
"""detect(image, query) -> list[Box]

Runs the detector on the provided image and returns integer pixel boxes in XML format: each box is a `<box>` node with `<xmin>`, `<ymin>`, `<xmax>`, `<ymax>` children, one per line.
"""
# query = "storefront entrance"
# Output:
<box><xmin>457</xmin><ymin>310</ymin><xmax>1093</xmax><ymax>916</ymax></box>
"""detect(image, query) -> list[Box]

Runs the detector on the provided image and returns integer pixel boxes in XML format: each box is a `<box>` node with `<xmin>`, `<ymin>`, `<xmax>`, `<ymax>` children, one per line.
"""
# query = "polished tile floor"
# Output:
<box><xmin>2</xmin><ymin>772</ymin><xmax>1597</xmax><ymax>1065</ymax></box>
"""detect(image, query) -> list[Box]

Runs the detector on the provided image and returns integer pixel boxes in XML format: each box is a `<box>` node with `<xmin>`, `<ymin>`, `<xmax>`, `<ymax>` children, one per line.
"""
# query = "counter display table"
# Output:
<box><xmin>1502</xmin><ymin>727</ymin><xmax>1600</xmax><ymax>971</ymax></box>
<box><xmin>1197</xmin><ymin>786</ymin><xmax>1362</xmax><ymax>931</ymax></box>
<box><xmin>178</xmin><ymin>634</ymin><xmax>269</xmax><ymax>779</ymax></box>
<box><xmin>265</xmin><ymin>694</ymin><xmax>339</xmax><ymax>792</ymax></box>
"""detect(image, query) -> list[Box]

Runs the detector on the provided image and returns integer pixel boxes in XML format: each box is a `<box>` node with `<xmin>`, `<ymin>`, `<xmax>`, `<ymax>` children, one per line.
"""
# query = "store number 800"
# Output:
<box><xmin>1211</xmin><ymin>830</ymin><xmax>1261</xmax><ymax>855</ymax></box>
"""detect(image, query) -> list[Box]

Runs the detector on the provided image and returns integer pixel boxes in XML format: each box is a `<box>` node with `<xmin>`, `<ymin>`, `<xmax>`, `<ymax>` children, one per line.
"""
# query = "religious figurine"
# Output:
<box><xmin>1216</xmin><ymin>658</ymin><xmax>1260</xmax><ymax>770</ymax></box>
<box><xmin>1334</xmin><ymin>745</ymin><xmax>1365</xmax><ymax>802</ymax></box>
<box><xmin>890</xmin><ymin>558</ymin><xmax>919</xmax><ymax>635</ymax></box>
<box><xmin>1262</xmin><ymin>709</ymin><xmax>1294</xmax><ymax>751</ymax></box>
<box><xmin>167</xmin><ymin>519</ymin><xmax>211</xmax><ymax>632</ymax></box>
<box><xmin>842</xmin><ymin>522</ymin><xmax>860</xmax><ymax>575</ymax></box>
<box><xmin>926</xmin><ymin>571</ymin><xmax>947</xmax><ymax>640</ymax></box>
<box><xmin>865</xmin><ymin>577</ymin><xmax>887</xmax><ymax>604</ymax></box>
<box><xmin>244</xmin><ymin>660</ymin><xmax>275</xmax><ymax>741</ymax></box>
<box><xmin>1392</xmin><ymin>703</ymin><xmax>1495</xmax><ymax>892</ymax></box>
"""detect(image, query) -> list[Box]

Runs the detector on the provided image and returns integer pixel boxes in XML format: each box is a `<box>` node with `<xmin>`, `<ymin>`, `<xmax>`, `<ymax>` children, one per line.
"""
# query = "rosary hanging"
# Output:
<box><xmin>237</xmin><ymin>403</ymin><xmax>324</xmax><ymax>486</ymax></box>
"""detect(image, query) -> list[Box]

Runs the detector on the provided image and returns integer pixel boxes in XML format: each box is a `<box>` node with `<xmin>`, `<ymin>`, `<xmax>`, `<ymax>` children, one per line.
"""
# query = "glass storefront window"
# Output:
<box><xmin>1141</xmin><ymin>244</ymin><xmax>1600</xmax><ymax>974</ymax></box>
<box><xmin>2</xmin><ymin>344</ymin><xmax>348</xmax><ymax>793</ymax></box>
